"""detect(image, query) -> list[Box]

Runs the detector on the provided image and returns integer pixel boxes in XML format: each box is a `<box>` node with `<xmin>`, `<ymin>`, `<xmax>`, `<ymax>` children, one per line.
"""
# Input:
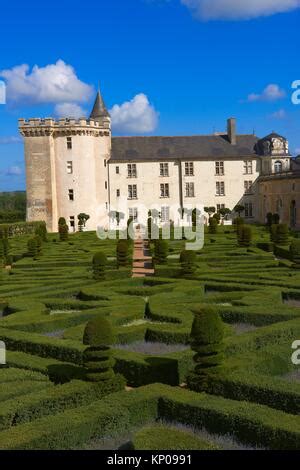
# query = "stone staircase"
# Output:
<box><xmin>131</xmin><ymin>229</ymin><xmax>155</xmax><ymax>278</ymax></box>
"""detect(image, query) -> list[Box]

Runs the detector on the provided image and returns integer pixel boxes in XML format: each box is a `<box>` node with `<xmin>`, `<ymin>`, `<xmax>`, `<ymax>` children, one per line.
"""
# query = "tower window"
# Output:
<box><xmin>105</xmin><ymin>181</ymin><xmax>108</xmax><ymax>190</ymax></box>
<box><xmin>185</xmin><ymin>162</ymin><xmax>194</xmax><ymax>176</ymax></box>
<box><xmin>243</xmin><ymin>160</ymin><xmax>253</xmax><ymax>175</ymax></box>
<box><xmin>185</xmin><ymin>182</ymin><xmax>195</xmax><ymax>197</ymax></box>
<box><xmin>67</xmin><ymin>137</ymin><xmax>72</xmax><ymax>149</ymax></box>
<box><xmin>215</xmin><ymin>161</ymin><xmax>224</xmax><ymax>175</ymax></box>
<box><xmin>274</xmin><ymin>161</ymin><xmax>283</xmax><ymax>173</ymax></box>
<box><xmin>160</xmin><ymin>163</ymin><xmax>169</xmax><ymax>177</ymax></box>
<box><xmin>67</xmin><ymin>161</ymin><xmax>73</xmax><ymax>174</ymax></box>
<box><xmin>129</xmin><ymin>207</ymin><xmax>138</xmax><ymax>222</ymax></box>
<box><xmin>128</xmin><ymin>184</ymin><xmax>137</xmax><ymax>200</ymax></box>
<box><xmin>244</xmin><ymin>181</ymin><xmax>253</xmax><ymax>194</ymax></box>
<box><xmin>116</xmin><ymin>189</ymin><xmax>120</xmax><ymax>197</ymax></box>
<box><xmin>127</xmin><ymin>164</ymin><xmax>137</xmax><ymax>178</ymax></box>
<box><xmin>116</xmin><ymin>166</ymin><xmax>119</xmax><ymax>174</ymax></box>
<box><xmin>216</xmin><ymin>181</ymin><xmax>225</xmax><ymax>196</ymax></box>
<box><xmin>245</xmin><ymin>203</ymin><xmax>253</xmax><ymax>218</ymax></box>
<box><xmin>68</xmin><ymin>189</ymin><xmax>74</xmax><ymax>201</ymax></box>
<box><xmin>160</xmin><ymin>183</ymin><xmax>170</xmax><ymax>198</ymax></box>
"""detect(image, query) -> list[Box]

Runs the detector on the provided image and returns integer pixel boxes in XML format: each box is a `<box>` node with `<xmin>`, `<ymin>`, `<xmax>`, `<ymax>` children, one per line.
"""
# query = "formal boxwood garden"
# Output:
<box><xmin>0</xmin><ymin>224</ymin><xmax>300</xmax><ymax>450</ymax></box>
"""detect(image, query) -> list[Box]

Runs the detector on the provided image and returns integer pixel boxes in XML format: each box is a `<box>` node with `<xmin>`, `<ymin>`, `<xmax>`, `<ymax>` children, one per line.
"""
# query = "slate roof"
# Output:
<box><xmin>110</xmin><ymin>134</ymin><xmax>259</xmax><ymax>162</ymax></box>
<box><xmin>90</xmin><ymin>91</ymin><xmax>109</xmax><ymax>120</ymax></box>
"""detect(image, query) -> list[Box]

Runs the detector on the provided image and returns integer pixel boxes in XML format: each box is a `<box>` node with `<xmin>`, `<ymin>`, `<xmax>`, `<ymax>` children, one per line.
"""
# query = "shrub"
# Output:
<box><xmin>187</xmin><ymin>305</ymin><xmax>224</xmax><ymax>392</ymax></box>
<box><xmin>35</xmin><ymin>223</ymin><xmax>47</xmax><ymax>242</ymax></box>
<box><xmin>154</xmin><ymin>239</ymin><xmax>169</xmax><ymax>264</ymax></box>
<box><xmin>233</xmin><ymin>217</ymin><xmax>244</xmax><ymax>231</ymax></box>
<box><xmin>83</xmin><ymin>316</ymin><xmax>115</xmax><ymax>382</ymax></box>
<box><xmin>180</xmin><ymin>250</ymin><xmax>197</xmax><ymax>275</ymax></box>
<box><xmin>273</xmin><ymin>213</ymin><xmax>280</xmax><ymax>225</ymax></box>
<box><xmin>270</xmin><ymin>224</ymin><xmax>278</xmax><ymax>242</ymax></box>
<box><xmin>34</xmin><ymin>234</ymin><xmax>42</xmax><ymax>254</ymax></box>
<box><xmin>237</xmin><ymin>225</ymin><xmax>252</xmax><ymax>247</ymax></box>
<box><xmin>266</xmin><ymin>212</ymin><xmax>273</xmax><ymax>228</ymax></box>
<box><xmin>290</xmin><ymin>239</ymin><xmax>300</xmax><ymax>269</ymax></box>
<box><xmin>276</xmin><ymin>224</ymin><xmax>289</xmax><ymax>245</ymax></box>
<box><xmin>117</xmin><ymin>239</ymin><xmax>129</xmax><ymax>267</ymax></box>
<box><xmin>58</xmin><ymin>217</ymin><xmax>66</xmax><ymax>227</ymax></box>
<box><xmin>208</xmin><ymin>217</ymin><xmax>218</xmax><ymax>234</ymax></box>
<box><xmin>27</xmin><ymin>237</ymin><xmax>38</xmax><ymax>258</ymax></box>
<box><xmin>59</xmin><ymin>223</ymin><xmax>68</xmax><ymax>241</ymax></box>
<box><xmin>212</xmin><ymin>213</ymin><xmax>221</xmax><ymax>224</ymax></box>
<box><xmin>92</xmin><ymin>252</ymin><xmax>107</xmax><ymax>279</ymax></box>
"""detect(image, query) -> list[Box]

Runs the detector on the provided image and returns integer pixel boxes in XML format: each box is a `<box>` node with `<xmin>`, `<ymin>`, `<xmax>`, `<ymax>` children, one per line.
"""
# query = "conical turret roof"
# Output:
<box><xmin>90</xmin><ymin>90</ymin><xmax>109</xmax><ymax>120</ymax></box>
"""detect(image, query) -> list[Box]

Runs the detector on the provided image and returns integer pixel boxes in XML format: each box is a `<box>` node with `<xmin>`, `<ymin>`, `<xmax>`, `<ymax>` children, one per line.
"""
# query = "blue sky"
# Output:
<box><xmin>0</xmin><ymin>0</ymin><xmax>299</xmax><ymax>190</ymax></box>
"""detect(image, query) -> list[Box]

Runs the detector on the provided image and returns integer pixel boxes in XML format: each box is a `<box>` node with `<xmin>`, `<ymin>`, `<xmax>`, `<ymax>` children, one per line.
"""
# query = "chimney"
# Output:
<box><xmin>227</xmin><ymin>118</ymin><xmax>236</xmax><ymax>145</ymax></box>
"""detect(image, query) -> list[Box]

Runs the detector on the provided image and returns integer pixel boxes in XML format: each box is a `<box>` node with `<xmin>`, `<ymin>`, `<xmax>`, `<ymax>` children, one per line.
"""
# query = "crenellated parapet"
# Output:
<box><xmin>18</xmin><ymin>116</ymin><xmax>111</xmax><ymax>137</ymax></box>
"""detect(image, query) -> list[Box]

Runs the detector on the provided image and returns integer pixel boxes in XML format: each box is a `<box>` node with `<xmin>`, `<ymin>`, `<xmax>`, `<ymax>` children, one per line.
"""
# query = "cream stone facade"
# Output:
<box><xmin>19</xmin><ymin>91</ymin><xmax>298</xmax><ymax>232</ymax></box>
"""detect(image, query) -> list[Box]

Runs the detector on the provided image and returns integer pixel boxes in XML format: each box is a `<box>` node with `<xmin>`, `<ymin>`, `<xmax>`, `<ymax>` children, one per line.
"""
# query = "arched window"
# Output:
<box><xmin>274</xmin><ymin>160</ymin><xmax>282</xmax><ymax>173</ymax></box>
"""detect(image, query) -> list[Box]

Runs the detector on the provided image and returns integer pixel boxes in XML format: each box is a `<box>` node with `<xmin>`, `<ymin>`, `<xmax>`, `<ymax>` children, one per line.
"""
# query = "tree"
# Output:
<box><xmin>180</xmin><ymin>250</ymin><xmax>197</xmax><ymax>275</ymax></box>
<box><xmin>266</xmin><ymin>212</ymin><xmax>273</xmax><ymax>228</ymax></box>
<box><xmin>154</xmin><ymin>239</ymin><xmax>168</xmax><ymax>264</ymax></box>
<box><xmin>35</xmin><ymin>223</ymin><xmax>47</xmax><ymax>242</ymax></box>
<box><xmin>27</xmin><ymin>237</ymin><xmax>38</xmax><ymax>258</ymax></box>
<box><xmin>92</xmin><ymin>252</ymin><xmax>107</xmax><ymax>280</ymax></box>
<box><xmin>290</xmin><ymin>240</ymin><xmax>300</xmax><ymax>269</ymax></box>
<box><xmin>237</xmin><ymin>225</ymin><xmax>252</xmax><ymax>247</ymax></box>
<box><xmin>187</xmin><ymin>305</ymin><xmax>224</xmax><ymax>392</ymax></box>
<box><xmin>208</xmin><ymin>217</ymin><xmax>218</xmax><ymax>234</ymax></box>
<box><xmin>204</xmin><ymin>207</ymin><xmax>216</xmax><ymax>218</ymax></box>
<box><xmin>219</xmin><ymin>208</ymin><xmax>231</xmax><ymax>220</ymax></box>
<box><xmin>83</xmin><ymin>316</ymin><xmax>115</xmax><ymax>382</ymax></box>
<box><xmin>59</xmin><ymin>223</ymin><xmax>69</xmax><ymax>241</ymax></box>
<box><xmin>276</xmin><ymin>224</ymin><xmax>289</xmax><ymax>245</ymax></box>
<box><xmin>78</xmin><ymin>213</ymin><xmax>90</xmax><ymax>231</ymax></box>
<box><xmin>58</xmin><ymin>217</ymin><xmax>66</xmax><ymax>228</ymax></box>
<box><xmin>116</xmin><ymin>239</ymin><xmax>129</xmax><ymax>267</ymax></box>
<box><xmin>234</xmin><ymin>205</ymin><xmax>245</xmax><ymax>217</ymax></box>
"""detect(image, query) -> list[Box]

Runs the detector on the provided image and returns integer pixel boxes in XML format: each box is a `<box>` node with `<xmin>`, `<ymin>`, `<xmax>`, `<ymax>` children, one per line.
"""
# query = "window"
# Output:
<box><xmin>104</xmin><ymin>160</ymin><xmax>107</xmax><ymax>167</ymax></box>
<box><xmin>215</xmin><ymin>161</ymin><xmax>224</xmax><ymax>175</ymax></box>
<box><xmin>67</xmin><ymin>161</ymin><xmax>73</xmax><ymax>174</ymax></box>
<box><xmin>245</xmin><ymin>203</ymin><xmax>253</xmax><ymax>218</ymax></box>
<box><xmin>160</xmin><ymin>183</ymin><xmax>170</xmax><ymax>198</ymax></box>
<box><xmin>116</xmin><ymin>189</ymin><xmax>120</xmax><ymax>197</ymax></box>
<box><xmin>185</xmin><ymin>182</ymin><xmax>195</xmax><ymax>197</ymax></box>
<box><xmin>116</xmin><ymin>166</ymin><xmax>120</xmax><ymax>174</ymax></box>
<box><xmin>243</xmin><ymin>160</ymin><xmax>253</xmax><ymax>175</ymax></box>
<box><xmin>67</xmin><ymin>137</ymin><xmax>72</xmax><ymax>149</ymax></box>
<box><xmin>216</xmin><ymin>181</ymin><xmax>225</xmax><ymax>196</ymax></box>
<box><xmin>217</xmin><ymin>204</ymin><xmax>225</xmax><ymax>212</ymax></box>
<box><xmin>274</xmin><ymin>160</ymin><xmax>283</xmax><ymax>173</ymax></box>
<box><xmin>160</xmin><ymin>163</ymin><xmax>169</xmax><ymax>177</ymax></box>
<box><xmin>105</xmin><ymin>181</ymin><xmax>107</xmax><ymax>190</ymax></box>
<box><xmin>244</xmin><ymin>181</ymin><xmax>253</xmax><ymax>194</ymax></box>
<box><xmin>69</xmin><ymin>216</ymin><xmax>75</xmax><ymax>230</ymax></box>
<box><xmin>68</xmin><ymin>189</ymin><xmax>74</xmax><ymax>201</ymax></box>
<box><xmin>127</xmin><ymin>163</ymin><xmax>137</xmax><ymax>178</ymax></box>
<box><xmin>161</xmin><ymin>206</ymin><xmax>170</xmax><ymax>223</ymax></box>
<box><xmin>128</xmin><ymin>184</ymin><xmax>137</xmax><ymax>199</ymax></box>
<box><xmin>129</xmin><ymin>207</ymin><xmax>138</xmax><ymax>222</ymax></box>
<box><xmin>185</xmin><ymin>162</ymin><xmax>194</xmax><ymax>176</ymax></box>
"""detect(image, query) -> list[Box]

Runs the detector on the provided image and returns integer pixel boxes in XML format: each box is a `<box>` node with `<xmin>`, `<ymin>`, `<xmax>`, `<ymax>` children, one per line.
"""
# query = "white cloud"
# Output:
<box><xmin>109</xmin><ymin>93</ymin><xmax>159</xmax><ymax>133</ymax></box>
<box><xmin>5</xmin><ymin>165</ymin><xmax>22</xmax><ymax>176</ymax></box>
<box><xmin>247</xmin><ymin>84</ymin><xmax>286</xmax><ymax>102</ymax></box>
<box><xmin>54</xmin><ymin>102</ymin><xmax>86</xmax><ymax>119</ymax></box>
<box><xmin>0</xmin><ymin>136</ymin><xmax>22</xmax><ymax>144</ymax></box>
<box><xmin>270</xmin><ymin>109</ymin><xmax>287</xmax><ymax>119</ymax></box>
<box><xmin>181</xmin><ymin>0</ymin><xmax>300</xmax><ymax>20</ymax></box>
<box><xmin>0</xmin><ymin>60</ymin><xmax>93</xmax><ymax>105</ymax></box>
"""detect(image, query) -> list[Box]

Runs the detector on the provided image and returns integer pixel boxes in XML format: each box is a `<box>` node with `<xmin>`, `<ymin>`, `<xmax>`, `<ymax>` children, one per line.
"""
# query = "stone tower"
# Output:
<box><xmin>19</xmin><ymin>91</ymin><xmax>111</xmax><ymax>232</ymax></box>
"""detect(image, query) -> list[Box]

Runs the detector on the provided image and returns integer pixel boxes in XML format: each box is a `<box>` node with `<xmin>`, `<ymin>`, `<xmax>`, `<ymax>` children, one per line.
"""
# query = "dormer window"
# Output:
<box><xmin>274</xmin><ymin>161</ymin><xmax>283</xmax><ymax>173</ymax></box>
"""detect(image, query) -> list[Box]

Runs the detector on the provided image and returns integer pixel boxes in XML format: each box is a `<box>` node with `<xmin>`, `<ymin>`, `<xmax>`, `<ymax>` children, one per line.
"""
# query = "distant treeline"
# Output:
<box><xmin>0</xmin><ymin>191</ymin><xmax>26</xmax><ymax>223</ymax></box>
